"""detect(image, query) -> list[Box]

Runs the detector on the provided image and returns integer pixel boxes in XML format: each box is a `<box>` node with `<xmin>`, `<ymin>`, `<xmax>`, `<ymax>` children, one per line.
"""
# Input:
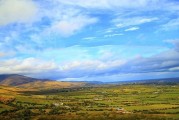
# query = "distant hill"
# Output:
<box><xmin>99</xmin><ymin>77</ymin><xmax>179</xmax><ymax>85</ymax></box>
<box><xmin>0</xmin><ymin>74</ymin><xmax>48</xmax><ymax>86</ymax></box>
<box><xmin>18</xmin><ymin>81</ymin><xmax>85</xmax><ymax>90</ymax></box>
<box><xmin>0</xmin><ymin>74</ymin><xmax>85</xmax><ymax>90</ymax></box>
<box><xmin>79</xmin><ymin>77</ymin><xmax>179</xmax><ymax>85</ymax></box>
<box><xmin>131</xmin><ymin>77</ymin><xmax>179</xmax><ymax>85</ymax></box>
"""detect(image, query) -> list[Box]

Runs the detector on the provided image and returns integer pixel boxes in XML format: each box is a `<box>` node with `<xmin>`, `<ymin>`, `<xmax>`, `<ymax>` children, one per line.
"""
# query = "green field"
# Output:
<box><xmin>0</xmin><ymin>84</ymin><xmax>179</xmax><ymax>120</ymax></box>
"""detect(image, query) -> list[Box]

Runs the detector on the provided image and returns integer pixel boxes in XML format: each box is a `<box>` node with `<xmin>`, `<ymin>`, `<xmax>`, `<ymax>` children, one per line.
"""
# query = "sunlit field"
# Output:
<box><xmin>0</xmin><ymin>84</ymin><xmax>179</xmax><ymax>120</ymax></box>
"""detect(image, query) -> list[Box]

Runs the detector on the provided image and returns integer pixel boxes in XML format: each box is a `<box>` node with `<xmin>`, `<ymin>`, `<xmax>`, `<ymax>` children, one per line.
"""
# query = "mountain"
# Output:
<box><xmin>0</xmin><ymin>74</ymin><xmax>85</xmax><ymax>90</ymax></box>
<box><xmin>0</xmin><ymin>74</ymin><xmax>46</xmax><ymax>86</ymax></box>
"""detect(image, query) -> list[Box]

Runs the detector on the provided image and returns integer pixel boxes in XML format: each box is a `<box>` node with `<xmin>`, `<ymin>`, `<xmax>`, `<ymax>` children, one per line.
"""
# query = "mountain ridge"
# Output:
<box><xmin>0</xmin><ymin>74</ymin><xmax>50</xmax><ymax>86</ymax></box>
<box><xmin>0</xmin><ymin>74</ymin><xmax>85</xmax><ymax>90</ymax></box>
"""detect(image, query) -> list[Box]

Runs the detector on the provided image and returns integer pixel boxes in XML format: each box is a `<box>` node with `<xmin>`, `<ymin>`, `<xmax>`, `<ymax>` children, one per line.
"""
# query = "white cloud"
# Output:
<box><xmin>161</xmin><ymin>18</ymin><xmax>179</xmax><ymax>31</ymax></box>
<box><xmin>83</xmin><ymin>37</ymin><xmax>96</xmax><ymax>40</ymax></box>
<box><xmin>57</xmin><ymin>0</ymin><xmax>161</xmax><ymax>10</ymax></box>
<box><xmin>104</xmin><ymin>33</ymin><xmax>123</xmax><ymax>38</ymax></box>
<box><xmin>169</xmin><ymin>67</ymin><xmax>179</xmax><ymax>71</ymax></box>
<box><xmin>125</xmin><ymin>27</ymin><xmax>139</xmax><ymax>31</ymax></box>
<box><xmin>113</xmin><ymin>17</ymin><xmax>158</xmax><ymax>28</ymax></box>
<box><xmin>0</xmin><ymin>0</ymin><xmax>38</xmax><ymax>26</ymax></box>
<box><xmin>105</xmin><ymin>29</ymin><xmax>113</xmax><ymax>33</ymax></box>
<box><xmin>46</xmin><ymin>15</ymin><xmax>98</xmax><ymax>37</ymax></box>
<box><xmin>57</xmin><ymin>60</ymin><xmax>127</xmax><ymax>78</ymax></box>
<box><xmin>0</xmin><ymin>58</ymin><xmax>58</xmax><ymax>74</ymax></box>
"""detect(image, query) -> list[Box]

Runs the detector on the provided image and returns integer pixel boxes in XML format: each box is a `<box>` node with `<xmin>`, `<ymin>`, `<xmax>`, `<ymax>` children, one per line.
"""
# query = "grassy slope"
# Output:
<box><xmin>0</xmin><ymin>85</ymin><xmax>22</xmax><ymax>95</ymax></box>
<box><xmin>17</xmin><ymin>81</ymin><xmax>86</xmax><ymax>90</ymax></box>
<box><xmin>0</xmin><ymin>74</ymin><xmax>39</xmax><ymax>86</ymax></box>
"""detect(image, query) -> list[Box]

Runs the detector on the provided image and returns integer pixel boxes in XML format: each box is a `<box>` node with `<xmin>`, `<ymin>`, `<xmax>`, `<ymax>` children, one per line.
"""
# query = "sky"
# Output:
<box><xmin>0</xmin><ymin>0</ymin><xmax>179</xmax><ymax>82</ymax></box>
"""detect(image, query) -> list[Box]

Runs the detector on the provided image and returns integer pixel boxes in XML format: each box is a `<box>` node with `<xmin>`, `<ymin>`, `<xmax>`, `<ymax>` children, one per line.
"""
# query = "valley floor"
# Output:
<box><xmin>0</xmin><ymin>84</ymin><xmax>179</xmax><ymax>120</ymax></box>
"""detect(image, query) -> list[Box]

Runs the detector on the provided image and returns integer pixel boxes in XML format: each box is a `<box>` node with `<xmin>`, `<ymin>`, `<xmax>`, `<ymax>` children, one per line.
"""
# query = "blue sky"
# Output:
<box><xmin>0</xmin><ymin>0</ymin><xmax>179</xmax><ymax>81</ymax></box>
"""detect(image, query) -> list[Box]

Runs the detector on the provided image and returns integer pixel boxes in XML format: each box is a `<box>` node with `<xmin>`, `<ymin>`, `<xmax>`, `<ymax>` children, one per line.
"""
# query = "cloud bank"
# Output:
<box><xmin>0</xmin><ymin>40</ymin><xmax>179</xmax><ymax>81</ymax></box>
